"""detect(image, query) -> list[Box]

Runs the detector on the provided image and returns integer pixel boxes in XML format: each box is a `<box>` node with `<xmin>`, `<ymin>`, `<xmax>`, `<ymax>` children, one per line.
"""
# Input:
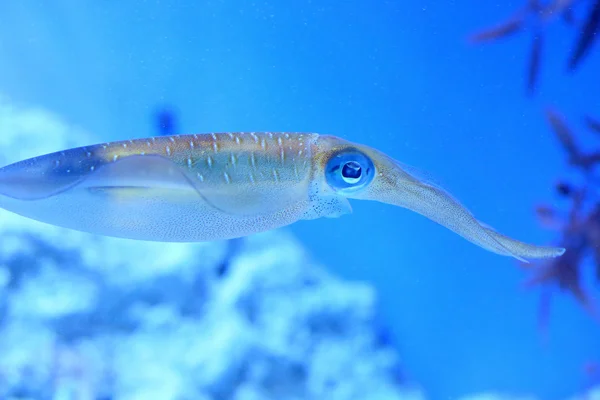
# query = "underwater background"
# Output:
<box><xmin>0</xmin><ymin>1</ymin><xmax>599</xmax><ymax>399</ymax></box>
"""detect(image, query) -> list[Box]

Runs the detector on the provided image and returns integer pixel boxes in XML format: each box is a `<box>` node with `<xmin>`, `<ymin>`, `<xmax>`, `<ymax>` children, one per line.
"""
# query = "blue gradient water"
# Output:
<box><xmin>0</xmin><ymin>2</ymin><xmax>598</xmax><ymax>399</ymax></box>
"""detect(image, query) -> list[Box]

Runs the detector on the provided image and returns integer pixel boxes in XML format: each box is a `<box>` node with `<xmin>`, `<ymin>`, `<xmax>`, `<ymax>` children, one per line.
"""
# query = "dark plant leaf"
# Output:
<box><xmin>545</xmin><ymin>108</ymin><xmax>581</xmax><ymax>163</ymax></box>
<box><xmin>527</xmin><ymin>32</ymin><xmax>543</xmax><ymax>95</ymax></box>
<box><xmin>568</xmin><ymin>0</ymin><xmax>600</xmax><ymax>70</ymax></box>
<box><xmin>535</xmin><ymin>204</ymin><xmax>566</xmax><ymax>230</ymax></box>
<box><xmin>584</xmin><ymin>115</ymin><xmax>600</xmax><ymax>135</ymax></box>
<box><xmin>469</xmin><ymin>18</ymin><xmax>524</xmax><ymax>43</ymax></box>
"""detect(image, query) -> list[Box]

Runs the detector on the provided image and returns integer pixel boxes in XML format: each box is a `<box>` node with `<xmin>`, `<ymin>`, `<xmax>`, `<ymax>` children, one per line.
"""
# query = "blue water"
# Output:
<box><xmin>0</xmin><ymin>1</ymin><xmax>599</xmax><ymax>399</ymax></box>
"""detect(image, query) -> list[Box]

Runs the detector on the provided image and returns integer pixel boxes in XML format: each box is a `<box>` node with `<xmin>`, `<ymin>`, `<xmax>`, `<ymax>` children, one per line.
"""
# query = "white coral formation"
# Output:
<box><xmin>566</xmin><ymin>386</ymin><xmax>600</xmax><ymax>400</ymax></box>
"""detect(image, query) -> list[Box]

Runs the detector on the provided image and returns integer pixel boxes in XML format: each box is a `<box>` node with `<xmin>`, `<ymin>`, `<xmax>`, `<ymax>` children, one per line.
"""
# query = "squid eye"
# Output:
<box><xmin>325</xmin><ymin>149</ymin><xmax>375</xmax><ymax>193</ymax></box>
<box><xmin>341</xmin><ymin>161</ymin><xmax>362</xmax><ymax>184</ymax></box>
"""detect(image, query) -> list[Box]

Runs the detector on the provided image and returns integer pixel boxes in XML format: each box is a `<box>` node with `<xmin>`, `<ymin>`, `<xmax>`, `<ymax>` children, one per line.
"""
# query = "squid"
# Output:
<box><xmin>0</xmin><ymin>132</ymin><xmax>564</xmax><ymax>261</ymax></box>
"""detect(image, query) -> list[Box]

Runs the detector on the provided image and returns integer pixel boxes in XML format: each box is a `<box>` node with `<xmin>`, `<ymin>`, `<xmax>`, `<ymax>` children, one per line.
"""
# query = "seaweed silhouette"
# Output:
<box><xmin>469</xmin><ymin>0</ymin><xmax>600</xmax><ymax>94</ymax></box>
<box><xmin>469</xmin><ymin>1</ymin><xmax>600</xmax><ymax>331</ymax></box>
<box><xmin>519</xmin><ymin>108</ymin><xmax>600</xmax><ymax>332</ymax></box>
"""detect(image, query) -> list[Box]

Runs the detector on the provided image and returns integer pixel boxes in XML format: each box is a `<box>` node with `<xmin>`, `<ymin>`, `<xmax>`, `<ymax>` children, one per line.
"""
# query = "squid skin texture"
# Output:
<box><xmin>0</xmin><ymin>132</ymin><xmax>565</xmax><ymax>261</ymax></box>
